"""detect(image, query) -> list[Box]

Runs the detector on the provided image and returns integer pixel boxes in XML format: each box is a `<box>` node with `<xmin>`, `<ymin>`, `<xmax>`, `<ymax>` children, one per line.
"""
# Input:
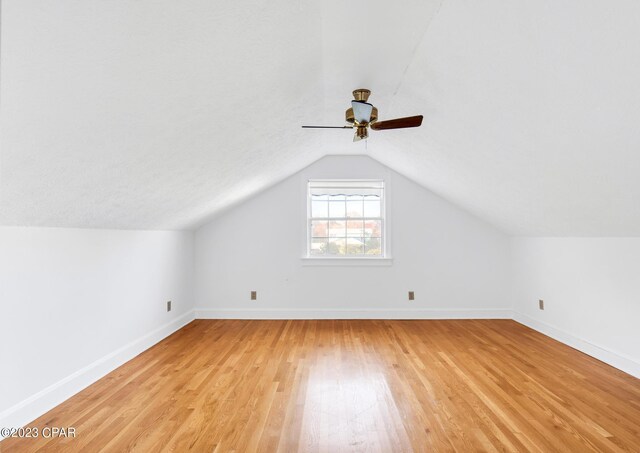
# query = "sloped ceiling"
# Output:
<box><xmin>2</xmin><ymin>0</ymin><xmax>640</xmax><ymax>235</ymax></box>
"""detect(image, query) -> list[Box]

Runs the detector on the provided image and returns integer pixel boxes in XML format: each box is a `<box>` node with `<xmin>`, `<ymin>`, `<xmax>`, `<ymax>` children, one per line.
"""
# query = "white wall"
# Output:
<box><xmin>0</xmin><ymin>227</ymin><xmax>195</xmax><ymax>429</ymax></box>
<box><xmin>195</xmin><ymin>155</ymin><xmax>511</xmax><ymax>318</ymax></box>
<box><xmin>511</xmin><ymin>238</ymin><xmax>640</xmax><ymax>377</ymax></box>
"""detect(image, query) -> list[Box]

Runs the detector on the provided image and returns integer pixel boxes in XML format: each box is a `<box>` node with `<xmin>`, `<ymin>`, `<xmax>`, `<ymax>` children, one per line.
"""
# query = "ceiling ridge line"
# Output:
<box><xmin>391</xmin><ymin>0</ymin><xmax>445</xmax><ymax>102</ymax></box>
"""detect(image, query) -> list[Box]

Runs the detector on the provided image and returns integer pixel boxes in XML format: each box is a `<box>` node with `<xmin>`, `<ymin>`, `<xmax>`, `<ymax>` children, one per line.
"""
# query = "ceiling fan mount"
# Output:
<box><xmin>302</xmin><ymin>88</ymin><xmax>423</xmax><ymax>142</ymax></box>
<box><xmin>352</xmin><ymin>88</ymin><xmax>371</xmax><ymax>102</ymax></box>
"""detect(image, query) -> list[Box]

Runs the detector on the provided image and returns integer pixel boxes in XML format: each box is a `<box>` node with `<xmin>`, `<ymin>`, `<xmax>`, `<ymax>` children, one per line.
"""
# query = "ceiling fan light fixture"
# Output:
<box><xmin>346</xmin><ymin>106</ymin><xmax>376</xmax><ymax>124</ymax></box>
<box><xmin>351</xmin><ymin>101</ymin><xmax>373</xmax><ymax>124</ymax></box>
<box><xmin>355</xmin><ymin>125</ymin><xmax>368</xmax><ymax>141</ymax></box>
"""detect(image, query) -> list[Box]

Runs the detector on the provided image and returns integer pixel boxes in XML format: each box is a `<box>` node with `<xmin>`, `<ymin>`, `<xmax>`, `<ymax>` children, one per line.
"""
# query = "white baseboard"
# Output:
<box><xmin>513</xmin><ymin>312</ymin><xmax>640</xmax><ymax>379</ymax></box>
<box><xmin>194</xmin><ymin>308</ymin><xmax>512</xmax><ymax>320</ymax></box>
<box><xmin>0</xmin><ymin>310</ymin><xmax>195</xmax><ymax>434</ymax></box>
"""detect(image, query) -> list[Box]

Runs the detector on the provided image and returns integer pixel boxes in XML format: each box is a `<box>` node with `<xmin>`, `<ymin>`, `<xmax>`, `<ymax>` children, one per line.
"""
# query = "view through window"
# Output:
<box><xmin>308</xmin><ymin>180</ymin><xmax>384</xmax><ymax>257</ymax></box>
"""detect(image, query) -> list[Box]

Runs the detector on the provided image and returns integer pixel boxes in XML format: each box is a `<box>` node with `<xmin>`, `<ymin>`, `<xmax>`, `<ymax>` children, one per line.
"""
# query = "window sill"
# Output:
<box><xmin>300</xmin><ymin>257</ymin><xmax>393</xmax><ymax>267</ymax></box>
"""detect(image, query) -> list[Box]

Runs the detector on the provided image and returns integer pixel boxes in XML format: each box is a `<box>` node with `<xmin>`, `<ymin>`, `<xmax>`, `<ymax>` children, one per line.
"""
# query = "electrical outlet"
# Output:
<box><xmin>408</xmin><ymin>291</ymin><xmax>415</xmax><ymax>301</ymax></box>
<box><xmin>167</xmin><ymin>300</ymin><xmax>172</xmax><ymax>312</ymax></box>
<box><xmin>539</xmin><ymin>299</ymin><xmax>544</xmax><ymax>310</ymax></box>
<box><xmin>251</xmin><ymin>291</ymin><xmax>257</xmax><ymax>300</ymax></box>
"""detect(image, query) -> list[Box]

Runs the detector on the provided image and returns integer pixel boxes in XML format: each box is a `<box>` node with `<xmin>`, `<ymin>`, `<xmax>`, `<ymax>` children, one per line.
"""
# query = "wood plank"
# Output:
<box><xmin>1</xmin><ymin>320</ymin><xmax>638</xmax><ymax>452</ymax></box>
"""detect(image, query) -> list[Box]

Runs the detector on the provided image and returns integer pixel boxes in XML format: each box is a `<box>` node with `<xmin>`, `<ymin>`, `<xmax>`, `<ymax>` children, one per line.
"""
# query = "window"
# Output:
<box><xmin>307</xmin><ymin>180</ymin><xmax>385</xmax><ymax>257</ymax></box>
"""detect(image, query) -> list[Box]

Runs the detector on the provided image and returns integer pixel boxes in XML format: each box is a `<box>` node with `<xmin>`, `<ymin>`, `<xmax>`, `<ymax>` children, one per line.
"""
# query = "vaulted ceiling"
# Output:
<box><xmin>2</xmin><ymin>0</ymin><xmax>640</xmax><ymax>235</ymax></box>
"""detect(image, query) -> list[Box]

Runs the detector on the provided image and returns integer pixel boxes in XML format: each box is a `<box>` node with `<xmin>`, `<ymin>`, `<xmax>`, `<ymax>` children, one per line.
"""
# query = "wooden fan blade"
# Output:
<box><xmin>371</xmin><ymin>115</ymin><xmax>423</xmax><ymax>130</ymax></box>
<box><xmin>301</xmin><ymin>125</ymin><xmax>352</xmax><ymax>129</ymax></box>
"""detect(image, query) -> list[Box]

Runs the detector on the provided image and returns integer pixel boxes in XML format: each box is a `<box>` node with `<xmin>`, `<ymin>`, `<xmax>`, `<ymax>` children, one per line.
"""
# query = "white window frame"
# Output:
<box><xmin>302</xmin><ymin>179</ymin><xmax>392</xmax><ymax>266</ymax></box>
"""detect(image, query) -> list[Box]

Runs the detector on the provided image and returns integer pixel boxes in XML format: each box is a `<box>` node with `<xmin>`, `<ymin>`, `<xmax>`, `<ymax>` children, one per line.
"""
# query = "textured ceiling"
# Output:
<box><xmin>2</xmin><ymin>0</ymin><xmax>640</xmax><ymax>235</ymax></box>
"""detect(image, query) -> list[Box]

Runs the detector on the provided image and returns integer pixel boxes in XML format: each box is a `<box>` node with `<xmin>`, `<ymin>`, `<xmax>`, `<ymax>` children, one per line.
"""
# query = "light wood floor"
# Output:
<box><xmin>1</xmin><ymin>320</ymin><xmax>639</xmax><ymax>452</ymax></box>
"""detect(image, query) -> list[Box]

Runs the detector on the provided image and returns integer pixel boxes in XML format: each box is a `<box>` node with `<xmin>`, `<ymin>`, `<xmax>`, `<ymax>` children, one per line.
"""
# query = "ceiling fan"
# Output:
<box><xmin>302</xmin><ymin>89</ymin><xmax>423</xmax><ymax>142</ymax></box>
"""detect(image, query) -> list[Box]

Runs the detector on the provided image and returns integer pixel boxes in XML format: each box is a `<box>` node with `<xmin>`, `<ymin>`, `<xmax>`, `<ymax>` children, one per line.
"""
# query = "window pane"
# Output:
<box><xmin>365</xmin><ymin>237</ymin><xmax>382</xmax><ymax>255</ymax></box>
<box><xmin>345</xmin><ymin>237</ymin><xmax>364</xmax><ymax>255</ymax></box>
<box><xmin>328</xmin><ymin>220</ymin><xmax>346</xmax><ymax>237</ymax></box>
<box><xmin>311</xmin><ymin>220</ymin><xmax>328</xmax><ymax>237</ymax></box>
<box><xmin>310</xmin><ymin>238</ymin><xmax>327</xmax><ymax>255</ymax></box>
<box><xmin>364</xmin><ymin>220</ymin><xmax>382</xmax><ymax>237</ymax></box>
<box><xmin>329</xmin><ymin>201</ymin><xmax>346</xmax><ymax>218</ymax></box>
<box><xmin>308</xmin><ymin>181</ymin><xmax>384</xmax><ymax>258</ymax></box>
<box><xmin>346</xmin><ymin>196</ymin><xmax>363</xmax><ymax>218</ymax></box>
<box><xmin>363</xmin><ymin>199</ymin><xmax>380</xmax><ymax>217</ymax></box>
<box><xmin>327</xmin><ymin>237</ymin><xmax>344</xmax><ymax>255</ymax></box>
<box><xmin>346</xmin><ymin>220</ymin><xmax>364</xmax><ymax>237</ymax></box>
<box><xmin>311</xmin><ymin>200</ymin><xmax>328</xmax><ymax>218</ymax></box>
